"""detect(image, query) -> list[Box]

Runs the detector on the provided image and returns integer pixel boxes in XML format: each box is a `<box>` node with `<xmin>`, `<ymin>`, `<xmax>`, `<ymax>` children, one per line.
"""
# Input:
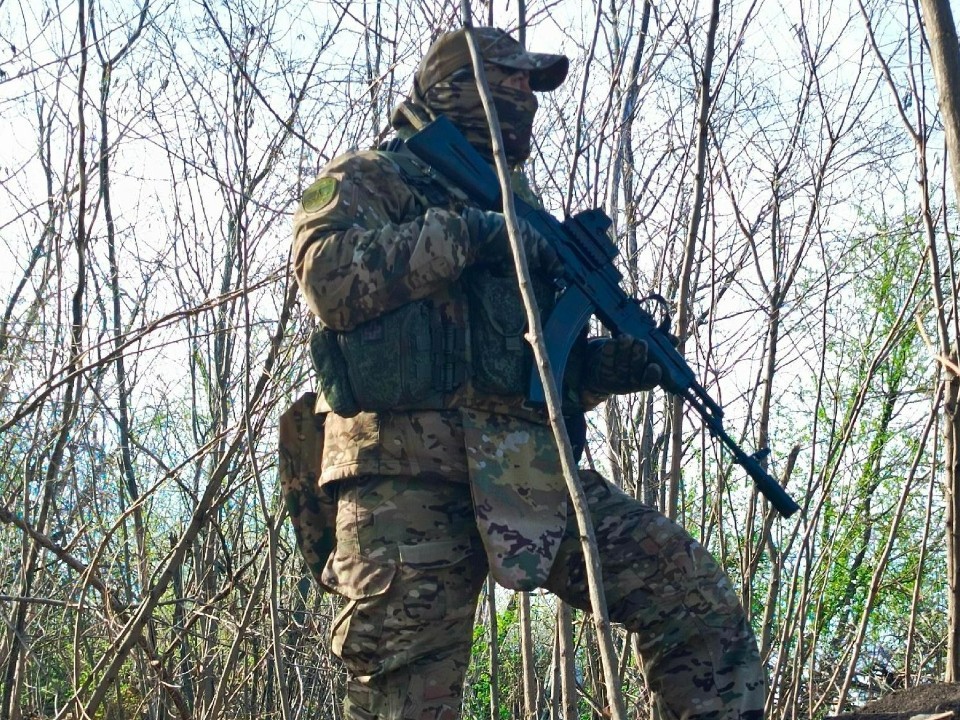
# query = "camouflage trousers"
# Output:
<box><xmin>322</xmin><ymin>471</ymin><xmax>766</xmax><ymax>720</ymax></box>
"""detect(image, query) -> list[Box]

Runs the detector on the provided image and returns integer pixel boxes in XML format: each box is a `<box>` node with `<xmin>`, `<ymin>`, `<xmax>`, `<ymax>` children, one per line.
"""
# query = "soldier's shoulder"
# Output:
<box><xmin>319</xmin><ymin>147</ymin><xmax>405</xmax><ymax>182</ymax></box>
<box><xmin>297</xmin><ymin>148</ymin><xmax>412</xmax><ymax>220</ymax></box>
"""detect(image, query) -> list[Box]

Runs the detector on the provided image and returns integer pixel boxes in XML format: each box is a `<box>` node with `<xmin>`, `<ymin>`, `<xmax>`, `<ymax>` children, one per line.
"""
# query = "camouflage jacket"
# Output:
<box><xmin>291</xmin><ymin>145</ymin><xmax>584</xmax><ymax>589</ymax></box>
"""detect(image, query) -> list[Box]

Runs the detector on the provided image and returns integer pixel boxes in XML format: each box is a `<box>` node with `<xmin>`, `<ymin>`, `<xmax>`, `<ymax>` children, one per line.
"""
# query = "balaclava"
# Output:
<box><xmin>423</xmin><ymin>63</ymin><xmax>539</xmax><ymax>165</ymax></box>
<box><xmin>391</xmin><ymin>27</ymin><xmax>568</xmax><ymax>166</ymax></box>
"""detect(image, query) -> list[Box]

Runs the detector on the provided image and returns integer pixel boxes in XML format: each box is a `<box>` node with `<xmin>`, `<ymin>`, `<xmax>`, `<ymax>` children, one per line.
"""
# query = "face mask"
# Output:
<box><xmin>424</xmin><ymin>67</ymin><xmax>538</xmax><ymax>165</ymax></box>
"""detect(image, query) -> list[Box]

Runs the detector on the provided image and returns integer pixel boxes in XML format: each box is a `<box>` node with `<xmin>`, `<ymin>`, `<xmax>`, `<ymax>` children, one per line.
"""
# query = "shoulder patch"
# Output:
<box><xmin>302</xmin><ymin>177</ymin><xmax>339</xmax><ymax>213</ymax></box>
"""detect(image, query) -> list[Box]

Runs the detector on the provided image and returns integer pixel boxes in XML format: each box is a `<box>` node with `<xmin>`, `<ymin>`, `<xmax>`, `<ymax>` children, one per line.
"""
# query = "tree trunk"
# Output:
<box><xmin>945</xmin><ymin>361</ymin><xmax>960</xmax><ymax>681</ymax></box>
<box><xmin>520</xmin><ymin>592</ymin><xmax>537</xmax><ymax>720</ymax></box>
<box><xmin>669</xmin><ymin>0</ymin><xmax>720</xmax><ymax>519</ymax></box>
<box><xmin>558</xmin><ymin>604</ymin><xmax>578</xmax><ymax>720</ymax></box>
<box><xmin>486</xmin><ymin>576</ymin><xmax>501</xmax><ymax>720</ymax></box>
<box><xmin>914</xmin><ymin>0</ymin><xmax>960</xmax><ymax>680</ymax></box>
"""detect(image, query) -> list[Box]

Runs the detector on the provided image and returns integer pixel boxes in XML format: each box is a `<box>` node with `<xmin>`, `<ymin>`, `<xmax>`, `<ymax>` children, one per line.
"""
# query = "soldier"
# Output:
<box><xmin>286</xmin><ymin>25</ymin><xmax>767</xmax><ymax>720</ymax></box>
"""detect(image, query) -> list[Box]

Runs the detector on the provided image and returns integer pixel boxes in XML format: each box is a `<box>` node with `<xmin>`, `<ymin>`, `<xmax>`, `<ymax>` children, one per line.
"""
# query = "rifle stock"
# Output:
<box><xmin>406</xmin><ymin>116</ymin><xmax>800</xmax><ymax>518</ymax></box>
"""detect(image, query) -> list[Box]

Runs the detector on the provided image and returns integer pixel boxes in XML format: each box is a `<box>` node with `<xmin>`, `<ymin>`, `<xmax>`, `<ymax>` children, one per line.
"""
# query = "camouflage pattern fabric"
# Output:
<box><xmin>545</xmin><ymin>470</ymin><xmax>767</xmax><ymax>720</ymax></box>
<box><xmin>460</xmin><ymin>407</ymin><xmax>566</xmax><ymax>590</ymax></box>
<box><xmin>414</xmin><ymin>26</ymin><xmax>568</xmax><ymax>94</ymax></box>
<box><xmin>321</xmin><ymin>475</ymin><xmax>487</xmax><ymax>720</ymax></box>
<box><xmin>292</xmin><ymin>150</ymin><xmax>473</xmax><ymax>333</ymax></box>
<box><xmin>424</xmin><ymin>64</ymin><xmax>539</xmax><ymax>165</ymax></box>
<box><xmin>293</xmin><ymin>146</ymin><xmax>580</xmax><ymax>492</ymax></box>
<box><xmin>321</xmin><ymin>471</ymin><xmax>765</xmax><ymax>720</ymax></box>
<box><xmin>318</xmin><ymin>408</ymin><xmax>469</xmax><ymax>485</ymax></box>
<box><xmin>277</xmin><ymin>393</ymin><xmax>336</xmax><ymax>589</ymax></box>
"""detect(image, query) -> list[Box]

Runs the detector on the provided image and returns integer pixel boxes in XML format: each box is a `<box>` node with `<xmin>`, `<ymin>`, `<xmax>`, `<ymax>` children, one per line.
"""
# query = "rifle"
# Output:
<box><xmin>406</xmin><ymin>116</ymin><xmax>800</xmax><ymax>518</ymax></box>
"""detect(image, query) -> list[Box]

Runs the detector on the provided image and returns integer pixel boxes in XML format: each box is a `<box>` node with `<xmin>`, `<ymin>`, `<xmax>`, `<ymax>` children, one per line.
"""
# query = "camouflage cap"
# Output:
<box><xmin>417</xmin><ymin>27</ymin><xmax>569</xmax><ymax>94</ymax></box>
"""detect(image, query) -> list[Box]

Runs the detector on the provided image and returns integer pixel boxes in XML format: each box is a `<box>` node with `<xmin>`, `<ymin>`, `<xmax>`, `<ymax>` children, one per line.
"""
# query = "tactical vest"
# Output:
<box><xmin>311</xmin><ymin>267</ymin><xmax>557</xmax><ymax>417</ymax></box>
<box><xmin>309</xmin><ymin>148</ymin><xmax>558</xmax><ymax>417</ymax></box>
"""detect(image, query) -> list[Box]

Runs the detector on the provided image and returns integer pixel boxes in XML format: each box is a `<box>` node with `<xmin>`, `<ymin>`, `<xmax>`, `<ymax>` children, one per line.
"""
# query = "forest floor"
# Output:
<box><xmin>828</xmin><ymin>682</ymin><xmax>960</xmax><ymax>720</ymax></box>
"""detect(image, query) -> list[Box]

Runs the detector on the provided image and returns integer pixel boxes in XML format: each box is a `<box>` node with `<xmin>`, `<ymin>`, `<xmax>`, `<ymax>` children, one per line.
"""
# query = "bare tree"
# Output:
<box><xmin>1</xmin><ymin>0</ymin><xmax>958</xmax><ymax>716</ymax></box>
<box><xmin>912</xmin><ymin>0</ymin><xmax>960</xmax><ymax>682</ymax></box>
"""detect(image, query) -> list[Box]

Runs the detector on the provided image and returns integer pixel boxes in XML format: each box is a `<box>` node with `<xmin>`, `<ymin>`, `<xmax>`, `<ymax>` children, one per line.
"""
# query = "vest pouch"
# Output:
<box><xmin>464</xmin><ymin>268</ymin><xmax>531</xmax><ymax>396</ymax></box>
<box><xmin>338</xmin><ymin>300</ymin><xmax>434</xmax><ymax>410</ymax></box>
<box><xmin>310</xmin><ymin>328</ymin><xmax>361</xmax><ymax>417</ymax></box>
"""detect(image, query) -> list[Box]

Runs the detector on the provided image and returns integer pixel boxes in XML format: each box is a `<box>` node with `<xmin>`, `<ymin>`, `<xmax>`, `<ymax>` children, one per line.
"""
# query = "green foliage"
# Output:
<box><xmin>464</xmin><ymin>593</ymin><xmax>522</xmax><ymax>720</ymax></box>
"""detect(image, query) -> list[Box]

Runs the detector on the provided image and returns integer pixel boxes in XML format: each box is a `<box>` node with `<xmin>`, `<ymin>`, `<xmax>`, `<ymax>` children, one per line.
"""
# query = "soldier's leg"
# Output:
<box><xmin>543</xmin><ymin>470</ymin><xmax>766</xmax><ymax>720</ymax></box>
<box><xmin>322</xmin><ymin>475</ymin><xmax>488</xmax><ymax>720</ymax></box>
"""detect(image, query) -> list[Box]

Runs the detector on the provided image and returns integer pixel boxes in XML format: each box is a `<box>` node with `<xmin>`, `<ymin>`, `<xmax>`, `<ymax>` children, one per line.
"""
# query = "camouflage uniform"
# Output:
<box><xmin>285</xmin><ymin>26</ymin><xmax>767</xmax><ymax>720</ymax></box>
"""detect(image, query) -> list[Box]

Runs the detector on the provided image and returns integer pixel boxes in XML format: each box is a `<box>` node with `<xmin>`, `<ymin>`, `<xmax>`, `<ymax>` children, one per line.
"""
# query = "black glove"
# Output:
<box><xmin>460</xmin><ymin>207</ymin><xmax>561</xmax><ymax>275</ymax></box>
<box><xmin>581</xmin><ymin>335</ymin><xmax>662</xmax><ymax>394</ymax></box>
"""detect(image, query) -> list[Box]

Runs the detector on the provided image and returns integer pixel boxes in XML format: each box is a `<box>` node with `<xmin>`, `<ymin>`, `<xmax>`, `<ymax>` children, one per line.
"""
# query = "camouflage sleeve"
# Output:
<box><xmin>292</xmin><ymin>151</ymin><xmax>473</xmax><ymax>331</ymax></box>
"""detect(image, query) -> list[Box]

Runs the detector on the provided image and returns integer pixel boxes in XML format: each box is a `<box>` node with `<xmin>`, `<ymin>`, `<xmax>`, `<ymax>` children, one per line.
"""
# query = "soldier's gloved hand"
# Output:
<box><xmin>460</xmin><ymin>207</ymin><xmax>562</xmax><ymax>275</ymax></box>
<box><xmin>581</xmin><ymin>335</ymin><xmax>662</xmax><ymax>394</ymax></box>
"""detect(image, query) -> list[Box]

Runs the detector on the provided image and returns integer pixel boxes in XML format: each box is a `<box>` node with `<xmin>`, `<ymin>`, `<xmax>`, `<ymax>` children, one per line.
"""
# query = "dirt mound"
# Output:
<box><xmin>828</xmin><ymin>683</ymin><xmax>960</xmax><ymax>720</ymax></box>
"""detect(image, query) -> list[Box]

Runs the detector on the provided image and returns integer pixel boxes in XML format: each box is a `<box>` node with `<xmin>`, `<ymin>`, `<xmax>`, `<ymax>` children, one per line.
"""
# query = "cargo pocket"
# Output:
<box><xmin>322</xmin><ymin>547</ymin><xmax>396</xmax><ymax>672</ymax></box>
<box><xmin>390</xmin><ymin>539</ymin><xmax>478</xmax><ymax>628</ymax></box>
<box><xmin>463</xmin><ymin>267</ymin><xmax>557</xmax><ymax>396</ymax></box>
<box><xmin>338</xmin><ymin>300</ymin><xmax>435</xmax><ymax>409</ymax></box>
<box><xmin>464</xmin><ymin>268</ymin><xmax>529</xmax><ymax>395</ymax></box>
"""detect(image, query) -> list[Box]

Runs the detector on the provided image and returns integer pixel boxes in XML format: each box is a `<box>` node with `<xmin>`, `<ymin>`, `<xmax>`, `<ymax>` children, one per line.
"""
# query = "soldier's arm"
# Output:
<box><xmin>292</xmin><ymin>152</ymin><xmax>473</xmax><ymax>331</ymax></box>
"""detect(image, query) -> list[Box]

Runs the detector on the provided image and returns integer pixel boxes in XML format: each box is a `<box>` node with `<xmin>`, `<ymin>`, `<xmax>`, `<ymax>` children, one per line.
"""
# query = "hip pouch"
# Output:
<box><xmin>464</xmin><ymin>267</ymin><xmax>555</xmax><ymax>396</ymax></box>
<box><xmin>310</xmin><ymin>328</ymin><xmax>361</xmax><ymax>417</ymax></box>
<box><xmin>311</xmin><ymin>300</ymin><xmax>462</xmax><ymax>415</ymax></box>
